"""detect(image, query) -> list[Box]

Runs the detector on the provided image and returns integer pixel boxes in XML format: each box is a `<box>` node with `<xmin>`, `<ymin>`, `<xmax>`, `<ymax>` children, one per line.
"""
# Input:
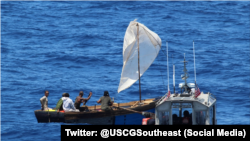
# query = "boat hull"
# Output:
<box><xmin>34</xmin><ymin>109</ymin><xmax>155</xmax><ymax>125</ymax></box>
<box><xmin>35</xmin><ymin>111</ymin><xmax>65</xmax><ymax>123</ymax></box>
<box><xmin>34</xmin><ymin>98</ymin><xmax>158</xmax><ymax>125</ymax></box>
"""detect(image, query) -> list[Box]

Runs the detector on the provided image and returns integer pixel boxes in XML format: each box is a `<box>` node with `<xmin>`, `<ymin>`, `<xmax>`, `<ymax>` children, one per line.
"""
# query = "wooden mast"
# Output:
<box><xmin>137</xmin><ymin>23</ymin><xmax>141</xmax><ymax>103</ymax></box>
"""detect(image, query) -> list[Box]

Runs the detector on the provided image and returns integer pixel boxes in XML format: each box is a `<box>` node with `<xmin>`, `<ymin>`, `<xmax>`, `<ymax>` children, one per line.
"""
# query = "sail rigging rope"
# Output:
<box><xmin>155</xmin><ymin>48</ymin><xmax>168</xmax><ymax>92</ymax></box>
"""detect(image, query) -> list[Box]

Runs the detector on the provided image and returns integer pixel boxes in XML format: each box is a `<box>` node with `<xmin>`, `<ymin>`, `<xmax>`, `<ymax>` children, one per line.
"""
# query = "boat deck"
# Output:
<box><xmin>86</xmin><ymin>98</ymin><xmax>156</xmax><ymax>111</ymax></box>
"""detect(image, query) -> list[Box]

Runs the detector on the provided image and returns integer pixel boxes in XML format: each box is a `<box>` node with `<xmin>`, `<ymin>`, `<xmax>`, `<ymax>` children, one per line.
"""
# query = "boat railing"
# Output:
<box><xmin>156</xmin><ymin>92</ymin><xmax>170</xmax><ymax>106</ymax></box>
<box><xmin>210</xmin><ymin>93</ymin><xmax>216</xmax><ymax>99</ymax></box>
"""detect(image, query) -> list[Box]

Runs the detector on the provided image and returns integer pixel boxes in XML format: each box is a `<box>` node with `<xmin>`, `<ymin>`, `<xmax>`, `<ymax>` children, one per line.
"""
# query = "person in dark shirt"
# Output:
<box><xmin>172</xmin><ymin>114</ymin><xmax>179</xmax><ymax>125</ymax></box>
<box><xmin>182</xmin><ymin>110</ymin><xmax>190</xmax><ymax>124</ymax></box>
<box><xmin>97</xmin><ymin>91</ymin><xmax>113</xmax><ymax>111</ymax></box>
<box><xmin>74</xmin><ymin>91</ymin><xmax>92</xmax><ymax>109</ymax></box>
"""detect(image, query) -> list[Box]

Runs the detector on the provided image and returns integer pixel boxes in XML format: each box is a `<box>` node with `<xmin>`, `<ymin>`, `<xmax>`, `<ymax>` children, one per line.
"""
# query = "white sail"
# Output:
<box><xmin>118</xmin><ymin>20</ymin><xmax>162</xmax><ymax>93</ymax></box>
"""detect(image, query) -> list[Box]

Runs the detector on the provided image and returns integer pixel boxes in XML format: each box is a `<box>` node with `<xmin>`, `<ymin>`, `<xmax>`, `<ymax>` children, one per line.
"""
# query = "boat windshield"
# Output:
<box><xmin>158</xmin><ymin>111</ymin><xmax>169</xmax><ymax>125</ymax></box>
<box><xmin>172</xmin><ymin>103</ymin><xmax>192</xmax><ymax>125</ymax></box>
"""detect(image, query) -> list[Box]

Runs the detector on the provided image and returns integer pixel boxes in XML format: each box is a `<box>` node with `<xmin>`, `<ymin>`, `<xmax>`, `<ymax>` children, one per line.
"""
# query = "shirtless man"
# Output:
<box><xmin>74</xmin><ymin>91</ymin><xmax>92</xmax><ymax>109</ymax></box>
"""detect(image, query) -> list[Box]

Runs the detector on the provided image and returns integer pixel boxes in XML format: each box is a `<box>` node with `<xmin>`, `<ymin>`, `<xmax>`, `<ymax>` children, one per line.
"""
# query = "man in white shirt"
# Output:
<box><xmin>62</xmin><ymin>93</ymin><xmax>79</xmax><ymax>112</ymax></box>
<box><xmin>40</xmin><ymin>90</ymin><xmax>52</xmax><ymax>110</ymax></box>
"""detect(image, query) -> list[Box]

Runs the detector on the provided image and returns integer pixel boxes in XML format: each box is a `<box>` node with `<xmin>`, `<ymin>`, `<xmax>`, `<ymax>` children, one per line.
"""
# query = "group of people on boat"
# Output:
<box><xmin>40</xmin><ymin>90</ymin><xmax>113</xmax><ymax>112</ymax></box>
<box><xmin>172</xmin><ymin>110</ymin><xmax>192</xmax><ymax>125</ymax></box>
<box><xmin>143</xmin><ymin>110</ymin><xmax>192</xmax><ymax>125</ymax></box>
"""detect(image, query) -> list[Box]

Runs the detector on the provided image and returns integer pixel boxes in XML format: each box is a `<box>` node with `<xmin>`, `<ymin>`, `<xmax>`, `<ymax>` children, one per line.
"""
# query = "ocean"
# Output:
<box><xmin>1</xmin><ymin>1</ymin><xmax>250</xmax><ymax>140</ymax></box>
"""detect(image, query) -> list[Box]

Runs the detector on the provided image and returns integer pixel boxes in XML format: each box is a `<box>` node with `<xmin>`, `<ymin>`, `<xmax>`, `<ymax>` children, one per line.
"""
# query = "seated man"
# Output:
<box><xmin>97</xmin><ymin>91</ymin><xmax>113</xmax><ymax>111</ymax></box>
<box><xmin>62</xmin><ymin>93</ymin><xmax>79</xmax><ymax>112</ymax></box>
<box><xmin>40</xmin><ymin>90</ymin><xmax>52</xmax><ymax>111</ymax></box>
<box><xmin>172</xmin><ymin>114</ymin><xmax>179</xmax><ymax>125</ymax></box>
<box><xmin>74</xmin><ymin>91</ymin><xmax>92</xmax><ymax>109</ymax></box>
<box><xmin>54</xmin><ymin>93</ymin><xmax>67</xmax><ymax>112</ymax></box>
<box><xmin>182</xmin><ymin>110</ymin><xmax>190</xmax><ymax>124</ymax></box>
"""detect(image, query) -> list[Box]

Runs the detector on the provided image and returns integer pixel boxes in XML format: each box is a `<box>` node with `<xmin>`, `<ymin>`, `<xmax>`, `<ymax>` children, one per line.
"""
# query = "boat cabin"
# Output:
<box><xmin>155</xmin><ymin>91</ymin><xmax>216</xmax><ymax>125</ymax></box>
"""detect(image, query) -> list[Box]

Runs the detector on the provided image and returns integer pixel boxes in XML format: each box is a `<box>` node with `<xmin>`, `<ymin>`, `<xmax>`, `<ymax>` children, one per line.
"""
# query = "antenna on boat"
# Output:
<box><xmin>167</xmin><ymin>42</ymin><xmax>169</xmax><ymax>92</ymax></box>
<box><xmin>137</xmin><ymin>23</ymin><xmax>142</xmax><ymax>103</ymax></box>
<box><xmin>193</xmin><ymin>40</ymin><xmax>196</xmax><ymax>85</ymax></box>
<box><xmin>172</xmin><ymin>55</ymin><xmax>175</xmax><ymax>94</ymax></box>
<box><xmin>181</xmin><ymin>53</ymin><xmax>189</xmax><ymax>94</ymax></box>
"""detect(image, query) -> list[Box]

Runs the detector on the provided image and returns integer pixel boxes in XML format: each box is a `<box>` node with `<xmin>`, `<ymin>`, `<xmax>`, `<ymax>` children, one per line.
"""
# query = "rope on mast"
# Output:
<box><xmin>156</xmin><ymin>53</ymin><xmax>167</xmax><ymax>92</ymax></box>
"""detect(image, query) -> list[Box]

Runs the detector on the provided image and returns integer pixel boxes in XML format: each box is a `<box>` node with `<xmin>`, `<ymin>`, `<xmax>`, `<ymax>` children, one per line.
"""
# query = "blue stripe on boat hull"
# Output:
<box><xmin>114</xmin><ymin>108</ymin><xmax>155</xmax><ymax>125</ymax></box>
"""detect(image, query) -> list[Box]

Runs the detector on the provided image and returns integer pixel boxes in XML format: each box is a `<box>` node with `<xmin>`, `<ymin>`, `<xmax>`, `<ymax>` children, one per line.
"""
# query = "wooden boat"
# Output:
<box><xmin>34</xmin><ymin>98</ymin><xmax>159</xmax><ymax>125</ymax></box>
<box><xmin>35</xmin><ymin>19</ymin><xmax>162</xmax><ymax>125</ymax></box>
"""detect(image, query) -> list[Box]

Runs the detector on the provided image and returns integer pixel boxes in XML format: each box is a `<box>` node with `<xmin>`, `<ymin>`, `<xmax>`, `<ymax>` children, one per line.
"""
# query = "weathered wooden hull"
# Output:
<box><xmin>35</xmin><ymin>111</ymin><xmax>65</xmax><ymax>123</ymax></box>
<box><xmin>34</xmin><ymin>98</ymin><xmax>158</xmax><ymax>125</ymax></box>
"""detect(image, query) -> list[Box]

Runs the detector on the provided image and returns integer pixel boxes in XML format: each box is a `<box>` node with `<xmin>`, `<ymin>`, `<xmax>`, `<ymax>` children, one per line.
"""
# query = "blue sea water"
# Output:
<box><xmin>1</xmin><ymin>1</ymin><xmax>250</xmax><ymax>140</ymax></box>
